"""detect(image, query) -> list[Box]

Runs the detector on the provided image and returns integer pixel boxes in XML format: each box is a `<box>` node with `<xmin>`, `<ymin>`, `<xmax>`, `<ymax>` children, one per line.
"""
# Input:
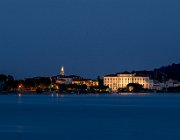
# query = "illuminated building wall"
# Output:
<box><xmin>72</xmin><ymin>79</ymin><xmax>99</xmax><ymax>87</ymax></box>
<box><xmin>56</xmin><ymin>78</ymin><xmax>72</xmax><ymax>85</ymax></box>
<box><xmin>104</xmin><ymin>74</ymin><xmax>153</xmax><ymax>91</ymax></box>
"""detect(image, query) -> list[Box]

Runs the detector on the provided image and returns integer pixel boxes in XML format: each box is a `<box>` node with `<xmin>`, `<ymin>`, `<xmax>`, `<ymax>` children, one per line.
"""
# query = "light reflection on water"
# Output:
<box><xmin>0</xmin><ymin>93</ymin><xmax>180</xmax><ymax>140</ymax></box>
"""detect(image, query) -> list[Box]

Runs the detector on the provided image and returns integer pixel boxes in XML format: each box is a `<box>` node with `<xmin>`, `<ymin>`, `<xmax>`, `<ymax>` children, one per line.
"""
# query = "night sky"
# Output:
<box><xmin>0</xmin><ymin>0</ymin><xmax>180</xmax><ymax>79</ymax></box>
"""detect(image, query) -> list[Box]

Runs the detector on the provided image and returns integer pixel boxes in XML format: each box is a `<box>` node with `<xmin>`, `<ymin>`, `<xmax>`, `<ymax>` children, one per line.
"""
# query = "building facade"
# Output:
<box><xmin>104</xmin><ymin>73</ymin><xmax>153</xmax><ymax>92</ymax></box>
<box><xmin>52</xmin><ymin>66</ymin><xmax>99</xmax><ymax>87</ymax></box>
<box><xmin>72</xmin><ymin>79</ymin><xmax>99</xmax><ymax>87</ymax></box>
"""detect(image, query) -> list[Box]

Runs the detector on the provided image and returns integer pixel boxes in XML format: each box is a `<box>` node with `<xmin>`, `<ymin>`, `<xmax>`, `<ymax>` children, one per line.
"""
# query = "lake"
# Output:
<box><xmin>0</xmin><ymin>93</ymin><xmax>180</xmax><ymax>140</ymax></box>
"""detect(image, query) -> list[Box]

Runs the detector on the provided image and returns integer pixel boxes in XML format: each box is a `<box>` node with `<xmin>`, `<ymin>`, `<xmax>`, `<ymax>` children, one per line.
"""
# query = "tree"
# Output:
<box><xmin>4</xmin><ymin>80</ymin><xmax>19</xmax><ymax>91</ymax></box>
<box><xmin>24</xmin><ymin>77</ymin><xmax>51</xmax><ymax>90</ymax></box>
<box><xmin>97</xmin><ymin>76</ymin><xmax>103</xmax><ymax>86</ymax></box>
<box><xmin>127</xmin><ymin>83</ymin><xmax>143</xmax><ymax>92</ymax></box>
<box><xmin>0</xmin><ymin>74</ymin><xmax>7</xmax><ymax>82</ymax></box>
<box><xmin>7</xmin><ymin>75</ymin><xmax>14</xmax><ymax>81</ymax></box>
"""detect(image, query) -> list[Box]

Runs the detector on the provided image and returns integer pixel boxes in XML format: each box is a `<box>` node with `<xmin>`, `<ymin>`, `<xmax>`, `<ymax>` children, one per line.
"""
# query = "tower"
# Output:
<box><xmin>60</xmin><ymin>66</ymin><xmax>65</xmax><ymax>76</ymax></box>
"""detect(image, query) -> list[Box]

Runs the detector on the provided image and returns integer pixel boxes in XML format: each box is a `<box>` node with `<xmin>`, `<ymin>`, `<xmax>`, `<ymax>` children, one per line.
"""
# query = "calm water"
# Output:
<box><xmin>0</xmin><ymin>93</ymin><xmax>180</xmax><ymax>140</ymax></box>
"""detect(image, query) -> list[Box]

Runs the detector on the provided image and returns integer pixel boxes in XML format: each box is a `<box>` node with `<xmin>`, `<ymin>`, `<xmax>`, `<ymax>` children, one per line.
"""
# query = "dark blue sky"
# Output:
<box><xmin>0</xmin><ymin>0</ymin><xmax>180</xmax><ymax>79</ymax></box>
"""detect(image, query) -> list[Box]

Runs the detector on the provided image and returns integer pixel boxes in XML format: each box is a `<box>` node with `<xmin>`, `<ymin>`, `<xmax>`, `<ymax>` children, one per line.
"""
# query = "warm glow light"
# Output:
<box><xmin>18</xmin><ymin>84</ymin><xmax>23</xmax><ymax>89</ymax></box>
<box><xmin>56</xmin><ymin>86</ymin><xmax>59</xmax><ymax>90</ymax></box>
<box><xmin>18</xmin><ymin>93</ymin><xmax>22</xmax><ymax>97</ymax></box>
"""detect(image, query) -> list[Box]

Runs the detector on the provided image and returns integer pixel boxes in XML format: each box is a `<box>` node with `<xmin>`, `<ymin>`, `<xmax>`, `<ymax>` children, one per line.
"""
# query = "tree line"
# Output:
<box><xmin>0</xmin><ymin>74</ymin><xmax>109</xmax><ymax>94</ymax></box>
<box><xmin>132</xmin><ymin>63</ymin><xmax>180</xmax><ymax>82</ymax></box>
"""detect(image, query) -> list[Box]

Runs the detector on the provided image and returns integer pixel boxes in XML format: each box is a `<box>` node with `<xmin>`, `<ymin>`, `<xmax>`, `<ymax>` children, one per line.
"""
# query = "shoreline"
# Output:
<box><xmin>1</xmin><ymin>91</ymin><xmax>180</xmax><ymax>96</ymax></box>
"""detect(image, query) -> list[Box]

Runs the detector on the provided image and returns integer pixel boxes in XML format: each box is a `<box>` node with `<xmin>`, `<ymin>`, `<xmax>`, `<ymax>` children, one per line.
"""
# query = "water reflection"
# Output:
<box><xmin>0</xmin><ymin>94</ymin><xmax>180</xmax><ymax>140</ymax></box>
<box><xmin>17</xmin><ymin>93</ymin><xmax>22</xmax><ymax>104</ymax></box>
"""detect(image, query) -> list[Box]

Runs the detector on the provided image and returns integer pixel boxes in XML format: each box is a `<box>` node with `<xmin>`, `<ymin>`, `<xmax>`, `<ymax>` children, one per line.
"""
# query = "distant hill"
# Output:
<box><xmin>133</xmin><ymin>63</ymin><xmax>180</xmax><ymax>82</ymax></box>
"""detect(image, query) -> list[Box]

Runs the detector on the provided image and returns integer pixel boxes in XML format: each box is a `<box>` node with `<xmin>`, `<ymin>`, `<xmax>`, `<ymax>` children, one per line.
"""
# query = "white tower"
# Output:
<box><xmin>60</xmin><ymin>66</ymin><xmax>65</xmax><ymax>76</ymax></box>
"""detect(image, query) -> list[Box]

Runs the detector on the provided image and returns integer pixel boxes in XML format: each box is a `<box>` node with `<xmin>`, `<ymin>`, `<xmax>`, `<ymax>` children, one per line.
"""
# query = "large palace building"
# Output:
<box><xmin>104</xmin><ymin>73</ymin><xmax>153</xmax><ymax>92</ymax></box>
